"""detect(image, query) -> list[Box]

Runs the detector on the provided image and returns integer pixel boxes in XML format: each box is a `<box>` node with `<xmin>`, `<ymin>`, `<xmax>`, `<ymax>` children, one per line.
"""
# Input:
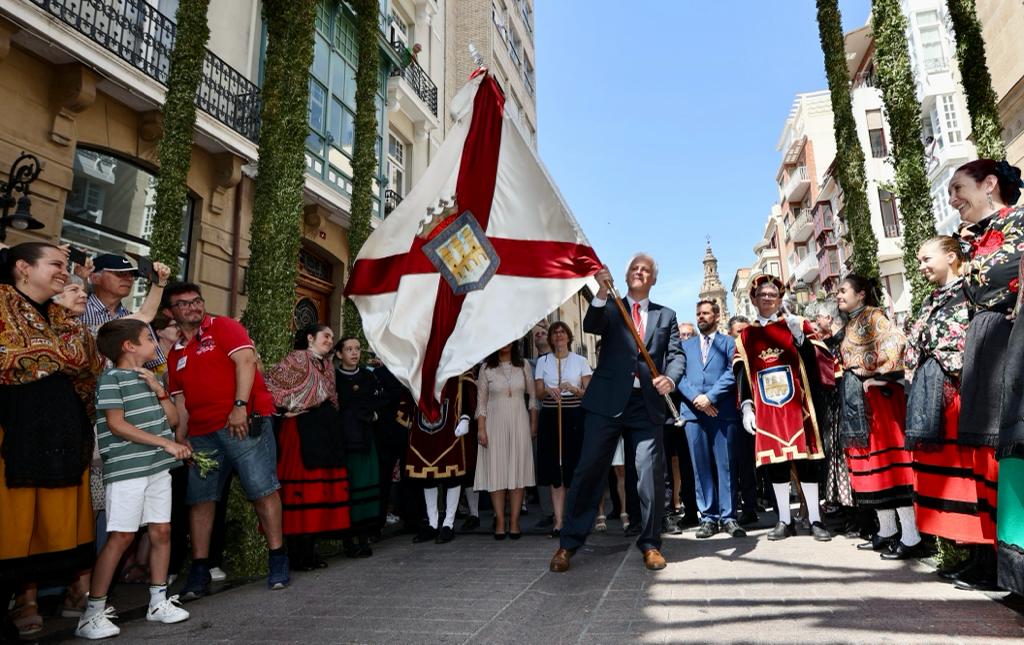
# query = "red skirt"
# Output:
<box><xmin>974</xmin><ymin>444</ymin><xmax>999</xmax><ymax>543</ymax></box>
<box><xmin>846</xmin><ymin>385</ymin><xmax>914</xmax><ymax>509</ymax></box>
<box><xmin>276</xmin><ymin>416</ymin><xmax>352</xmax><ymax>536</ymax></box>
<box><xmin>912</xmin><ymin>390</ymin><xmax>995</xmax><ymax>544</ymax></box>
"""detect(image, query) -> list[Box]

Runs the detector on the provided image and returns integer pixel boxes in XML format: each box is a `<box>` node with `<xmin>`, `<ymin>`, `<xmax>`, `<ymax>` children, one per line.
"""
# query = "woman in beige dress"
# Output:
<box><xmin>474</xmin><ymin>342</ymin><xmax>538</xmax><ymax>539</ymax></box>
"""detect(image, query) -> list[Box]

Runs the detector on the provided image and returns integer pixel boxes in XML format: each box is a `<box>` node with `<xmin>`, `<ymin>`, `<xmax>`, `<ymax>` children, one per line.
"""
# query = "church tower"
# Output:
<box><xmin>699</xmin><ymin>238</ymin><xmax>730</xmax><ymax>332</ymax></box>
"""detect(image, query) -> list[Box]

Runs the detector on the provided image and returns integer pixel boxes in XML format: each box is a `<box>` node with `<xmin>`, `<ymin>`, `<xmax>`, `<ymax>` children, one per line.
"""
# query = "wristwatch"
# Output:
<box><xmin>233</xmin><ymin>399</ymin><xmax>247</xmax><ymax>408</ymax></box>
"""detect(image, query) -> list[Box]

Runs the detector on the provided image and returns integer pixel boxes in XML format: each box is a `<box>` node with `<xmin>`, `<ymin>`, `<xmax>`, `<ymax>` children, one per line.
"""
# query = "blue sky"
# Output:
<box><xmin>535</xmin><ymin>0</ymin><xmax>871</xmax><ymax>320</ymax></box>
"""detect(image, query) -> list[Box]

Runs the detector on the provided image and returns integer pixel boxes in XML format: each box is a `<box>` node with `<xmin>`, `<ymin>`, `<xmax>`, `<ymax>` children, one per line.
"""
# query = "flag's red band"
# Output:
<box><xmin>345</xmin><ymin>239</ymin><xmax>600</xmax><ymax>296</ymax></box>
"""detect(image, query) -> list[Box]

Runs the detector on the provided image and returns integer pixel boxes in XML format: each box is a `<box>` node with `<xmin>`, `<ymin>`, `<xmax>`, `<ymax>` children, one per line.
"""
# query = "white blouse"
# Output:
<box><xmin>535</xmin><ymin>352</ymin><xmax>592</xmax><ymax>393</ymax></box>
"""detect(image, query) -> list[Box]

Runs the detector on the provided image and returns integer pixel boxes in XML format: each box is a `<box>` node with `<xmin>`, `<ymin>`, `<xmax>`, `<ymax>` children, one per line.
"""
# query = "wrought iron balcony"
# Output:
<box><xmin>389</xmin><ymin>38</ymin><xmax>438</xmax><ymax>117</ymax></box>
<box><xmin>384</xmin><ymin>189</ymin><xmax>402</xmax><ymax>216</ymax></box>
<box><xmin>28</xmin><ymin>0</ymin><xmax>261</xmax><ymax>142</ymax></box>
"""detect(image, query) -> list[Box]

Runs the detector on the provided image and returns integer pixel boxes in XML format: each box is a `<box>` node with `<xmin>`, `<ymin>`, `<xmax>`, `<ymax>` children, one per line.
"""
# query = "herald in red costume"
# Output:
<box><xmin>402</xmin><ymin>372</ymin><xmax>478</xmax><ymax>483</ymax></box>
<box><xmin>734</xmin><ymin>318</ymin><xmax>825</xmax><ymax>466</ymax></box>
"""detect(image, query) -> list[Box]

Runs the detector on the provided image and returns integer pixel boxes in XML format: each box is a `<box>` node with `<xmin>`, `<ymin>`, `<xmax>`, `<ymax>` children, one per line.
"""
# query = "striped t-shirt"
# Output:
<box><xmin>96</xmin><ymin>368</ymin><xmax>180</xmax><ymax>484</ymax></box>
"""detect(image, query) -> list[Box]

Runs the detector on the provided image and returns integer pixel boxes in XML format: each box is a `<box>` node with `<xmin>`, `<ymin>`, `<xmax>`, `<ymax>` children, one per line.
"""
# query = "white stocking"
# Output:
<box><xmin>443</xmin><ymin>486</ymin><xmax>461</xmax><ymax>528</ymax></box>
<box><xmin>876</xmin><ymin>509</ymin><xmax>898</xmax><ymax>538</ymax></box>
<box><xmin>896</xmin><ymin>505</ymin><xmax>921</xmax><ymax>546</ymax></box>
<box><xmin>424</xmin><ymin>488</ymin><xmax>439</xmax><ymax>529</ymax></box>
<box><xmin>800</xmin><ymin>482</ymin><xmax>821</xmax><ymax>523</ymax></box>
<box><xmin>466</xmin><ymin>489</ymin><xmax>480</xmax><ymax>517</ymax></box>
<box><xmin>772</xmin><ymin>483</ymin><xmax>792</xmax><ymax>525</ymax></box>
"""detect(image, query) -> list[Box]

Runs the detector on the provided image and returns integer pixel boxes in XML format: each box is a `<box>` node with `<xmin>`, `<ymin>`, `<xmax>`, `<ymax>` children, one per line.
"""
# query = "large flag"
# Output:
<box><xmin>344</xmin><ymin>69</ymin><xmax>601</xmax><ymax>419</ymax></box>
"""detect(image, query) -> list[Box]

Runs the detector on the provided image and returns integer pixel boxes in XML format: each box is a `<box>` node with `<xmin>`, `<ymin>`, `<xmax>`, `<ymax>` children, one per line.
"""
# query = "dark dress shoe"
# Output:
<box><xmin>880</xmin><ymin>540</ymin><xmax>928</xmax><ymax>560</ymax></box>
<box><xmin>810</xmin><ymin>521</ymin><xmax>831</xmax><ymax>542</ymax></box>
<box><xmin>509</xmin><ymin>532</ymin><xmax>522</xmax><ymax>540</ymax></box>
<box><xmin>624</xmin><ymin>524</ymin><xmax>641</xmax><ymax>538</ymax></box>
<box><xmin>857</xmin><ymin>534</ymin><xmax>896</xmax><ymax>552</ymax></box>
<box><xmin>494</xmin><ymin>531</ymin><xmax>507</xmax><ymax>541</ymax></box>
<box><xmin>548</xmin><ymin>528</ymin><xmax>561</xmax><ymax>538</ymax></box>
<box><xmin>459</xmin><ymin>516</ymin><xmax>480</xmax><ymax>532</ymax></box>
<box><xmin>413</xmin><ymin>526</ymin><xmax>439</xmax><ymax>543</ymax></box>
<box><xmin>679</xmin><ymin>514</ymin><xmax>701</xmax><ymax>529</ymax></box>
<box><xmin>953</xmin><ymin>572</ymin><xmax>1003</xmax><ymax>591</ymax></box>
<box><xmin>549</xmin><ymin>548</ymin><xmax>574</xmax><ymax>572</ymax></box>
<box><xmin>766</xmin><ymin>521</ymin><xmax>796</xmax><ymax>541</ymax></box>
<box><xmin>737</xmin><ymin>511</ymin><xmax>759</xmax><ymax>526</ymax></box>
<box><xmin>722</xmin><ymin>519</ymin><xmax>746</xmax><ymax>538</ymax></box>
<box><xmin>695</xmin><ymin>521</ymin><xmax>719</xmax><ymax>539</ymax></box>
<box><xmin>435</xmin><ymin>526</ymin><xmax>455</xmax><ymax>543</ymax></box>
<box><xmin>643</xmin><ymin>548</ymin><xmax>667</xmax><ymax>570</ymax></box>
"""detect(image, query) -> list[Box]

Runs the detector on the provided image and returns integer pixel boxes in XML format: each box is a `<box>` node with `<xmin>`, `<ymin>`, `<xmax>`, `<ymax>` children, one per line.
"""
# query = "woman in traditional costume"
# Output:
<box><xmin>837</xmin><ymin>275</ymin><xmax>921</xmax><ymax>560</ymax></box>
<box><xmin>905</xmin><ymin>236</ymin><xmax>998</xmax><ymax>589</ymax></box>
<box><xmin>266</xmin><ymin>324</ymin><xmax>348</xmax><ymax>570</ymax></box>
<box><xmin>0</xmin><ymin>243</ymin><xmax>103</xmax><ymax>638</ymax></box>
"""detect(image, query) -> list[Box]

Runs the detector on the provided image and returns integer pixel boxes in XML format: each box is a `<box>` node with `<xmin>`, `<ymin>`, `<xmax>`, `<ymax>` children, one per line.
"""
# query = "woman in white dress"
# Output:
<box><xmin>475</xmin><ymin>342</ymin><xmax>538</xmax><ymax>539</ymax></box>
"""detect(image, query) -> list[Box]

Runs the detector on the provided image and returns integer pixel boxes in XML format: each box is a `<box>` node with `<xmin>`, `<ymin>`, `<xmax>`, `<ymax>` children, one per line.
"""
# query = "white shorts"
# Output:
<box><xmin>105</xmin><ymin>470</ymin><xmax>173</xmax><ymax>533</ymax></box>
<box><xmin>612</xmin><ymin>437</ymin><xmax>625</xmax><ymax>467</ymax></box>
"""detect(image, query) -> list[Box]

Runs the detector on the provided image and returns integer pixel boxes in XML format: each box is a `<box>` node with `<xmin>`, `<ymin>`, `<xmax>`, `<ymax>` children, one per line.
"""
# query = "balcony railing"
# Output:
<box><xmin>29</xmin><ymin>0</ymin><xmax>261</xmax><ymax>142</ymax></box>
<box><xmin>383</xmin><ymin>189</ymin><xmax>402</xmax><ymax>216</ymax></box>
<box><xmin>853</xmin><ymin>70</ymin><xmax>876</xmax><ymax>88</ymax></box>
<box><xmin>389</xmin><ymin>38</ymin><xmax>438</xmax><ymax>117</ymax></box>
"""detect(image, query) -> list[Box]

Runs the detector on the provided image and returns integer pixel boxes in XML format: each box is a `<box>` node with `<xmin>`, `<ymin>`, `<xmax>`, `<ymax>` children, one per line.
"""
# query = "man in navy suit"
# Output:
<box><xmin>550</xmin><ymin>254</ymin><xmax>685</xmax><ymax>573</ymax></box>
<box><xmin>678</xmin><ymin>300</ymin><xmax>745</xmax><ymax>538</ymax></box>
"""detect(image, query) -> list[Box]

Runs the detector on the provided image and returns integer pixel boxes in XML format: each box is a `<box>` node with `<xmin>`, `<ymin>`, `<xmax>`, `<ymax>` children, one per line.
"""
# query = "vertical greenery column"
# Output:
<box><xmin>149</xmin><ymin>0</ymin><xmax>210</xmax><ymax>274</ymax></box>
<box><xmin>946</xmin><ymin>0</ymin><xmax>1006</xmax><ymax>160</ymax></box>
<box><xmin>241</xmin><ymin>0</ymin><xmax>317</xmax><ymax>365</ymax></box>
<box><xmin>342</xmin><ymin>0</ymin><xmax>381</xmax><ymax>346</ymax></box>
<box><xmin>871</xmin><ymin>0</ymin><xmax>936</xmax><ymax>311</ymax></box>
<box><xmin>816</xmin><ymin>0</ymin><xmax>880</xmax><ymax>280</ymax></box>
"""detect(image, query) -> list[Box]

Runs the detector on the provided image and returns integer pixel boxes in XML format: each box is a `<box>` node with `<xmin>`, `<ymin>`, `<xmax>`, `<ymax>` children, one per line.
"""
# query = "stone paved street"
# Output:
<box><xmin>55</xmin><ymin>517</ymin><xmax>1024</xmax><ymax>644</ymax></box>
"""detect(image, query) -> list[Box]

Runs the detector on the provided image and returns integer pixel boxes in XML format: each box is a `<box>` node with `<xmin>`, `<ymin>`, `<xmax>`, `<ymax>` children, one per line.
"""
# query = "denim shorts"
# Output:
<box><xmin>185</xmin><ymin>416</ymin><xmax>280</xmax><ymax>505</ymax></box>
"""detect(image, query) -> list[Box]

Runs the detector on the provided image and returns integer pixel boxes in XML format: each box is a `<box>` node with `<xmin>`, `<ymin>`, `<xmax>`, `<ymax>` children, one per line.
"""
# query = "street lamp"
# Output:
<box><xmin>0</xmin><ymin>153</ymin><xmax>45</xmax><ymax>242</ymax></box>
<box><xmin>793</xmin><ymin>279</ymin><xmax>811</xmax><ymax>316</ymax></box>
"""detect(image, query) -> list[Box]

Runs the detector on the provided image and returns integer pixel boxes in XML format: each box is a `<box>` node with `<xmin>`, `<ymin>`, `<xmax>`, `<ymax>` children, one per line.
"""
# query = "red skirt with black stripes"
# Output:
<box><xmin>845</xmin><ymin>384</ymin><xmax>914</xmax><ymax>509</ymax></box>
<box><xmin>276</xmin><ymin>416</ymin><xmax>352</xmax><ymax>536</ymax></box>
<box><xmin>911</xmin><ymin>388</ymin><xmax>998</xmax><ymax>544</ymax></box>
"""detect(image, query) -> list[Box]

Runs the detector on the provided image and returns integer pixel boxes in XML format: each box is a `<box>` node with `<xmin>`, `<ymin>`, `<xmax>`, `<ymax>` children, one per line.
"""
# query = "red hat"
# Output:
<box><xmin>748</xmin><ymin>274</ymin><xmax>786</xmax><ymax>299</ymax></box>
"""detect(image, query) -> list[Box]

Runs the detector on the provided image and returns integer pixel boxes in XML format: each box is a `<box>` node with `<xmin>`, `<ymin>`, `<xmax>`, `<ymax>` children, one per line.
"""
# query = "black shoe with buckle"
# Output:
<box><xmin>766</xmin><ymin>521</ymin><xmax>795</xmax><ymax>541</ymax></box>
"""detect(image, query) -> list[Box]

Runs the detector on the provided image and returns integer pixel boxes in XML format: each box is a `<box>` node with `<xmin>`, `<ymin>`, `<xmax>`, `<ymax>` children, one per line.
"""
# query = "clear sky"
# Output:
<box><xmin>534</xmin><ymin>0</ymin><xmax>872</xmax><ymax>321</ymax></box>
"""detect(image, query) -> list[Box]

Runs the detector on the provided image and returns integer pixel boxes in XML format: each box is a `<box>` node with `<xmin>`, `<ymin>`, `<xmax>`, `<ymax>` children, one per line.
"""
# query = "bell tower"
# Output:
<box><xmin>699</xmin><ymin>237</ymin><xmax>730</xmax><ymax>332</ymax></box>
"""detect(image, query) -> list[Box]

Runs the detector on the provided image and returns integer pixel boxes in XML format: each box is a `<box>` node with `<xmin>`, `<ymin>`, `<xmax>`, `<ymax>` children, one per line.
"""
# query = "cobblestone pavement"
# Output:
<box><xmin>51</xmin><ymin>515</ymin><xmax>1024</xmax><ymax>644</ymax></box>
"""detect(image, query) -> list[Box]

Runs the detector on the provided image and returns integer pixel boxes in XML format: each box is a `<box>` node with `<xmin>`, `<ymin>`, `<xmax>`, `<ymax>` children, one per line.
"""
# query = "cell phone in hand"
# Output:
<box><xmin>134</xmin><ymin>255</ymin><xmax>160</xmax><ymax>283</ymax></box>
<box><xmin>67</xmin><ymin>246</ymin><xmax>88</xmax><ymax>266</ymax></box>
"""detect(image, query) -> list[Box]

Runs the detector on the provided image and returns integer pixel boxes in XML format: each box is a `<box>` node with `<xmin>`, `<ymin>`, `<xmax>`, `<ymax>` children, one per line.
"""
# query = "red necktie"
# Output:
<box><xmin>632</xmin><ymin>302</ymin><xmax>644</xmax><ymax>338</ymax></box>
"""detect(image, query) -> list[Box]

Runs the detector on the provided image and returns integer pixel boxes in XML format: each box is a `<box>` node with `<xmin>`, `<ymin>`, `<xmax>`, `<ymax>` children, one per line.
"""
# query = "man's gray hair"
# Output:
<box><xmin>625</xmin><ymin>252</ymin><xmax>659</xmax><ymax>280</ymax></box>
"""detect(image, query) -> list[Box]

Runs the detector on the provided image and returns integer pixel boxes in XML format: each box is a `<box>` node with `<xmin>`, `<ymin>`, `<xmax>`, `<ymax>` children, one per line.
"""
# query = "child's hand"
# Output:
<box><xmin>162</xmin><ymin>439</ymin><xmax>192</xmax><ymax>460</ymax></box>
<box><xmin>134</xmin><ymin>367</ymin><xmax>164</xmax><ymax>394</ymax></box>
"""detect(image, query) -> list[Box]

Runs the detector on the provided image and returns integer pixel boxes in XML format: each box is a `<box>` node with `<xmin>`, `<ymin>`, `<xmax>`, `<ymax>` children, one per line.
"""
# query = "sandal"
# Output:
<box><xmin>10</xmin><ymin>601</ymin><xmax>43</xmax><ymax>639</ymax></box>
<box><xmin>61</xmin><ymin>590</ymin><xmax>87</xmax><ymax>618</ymax></box>
<box><xmin>594</xmin><ymin>515</ymin><xmax>607</xmax><ymax>532</ymax></box>
<box><xmin>620</xmin><ymin>512</ymin><xmax>630</xmax><ymax>530</ymax></box>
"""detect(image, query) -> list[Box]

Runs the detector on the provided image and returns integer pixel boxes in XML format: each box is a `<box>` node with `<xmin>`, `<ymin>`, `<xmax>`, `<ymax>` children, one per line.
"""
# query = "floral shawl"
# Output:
<box><xmin>905</xmin><ymin>278</ymin><xmax>969</xmax><ymax>379</ymax></box>
<box><xmin>265</xmin><ymin>349</ymin><xmax>338</xmax><ymax>414</ymax></box>
<box><xmin>963</xmin><ymin>205</ymin><xmax>1024</xmax><ymax>316</ymax></box>
<box><xmin>840</xmin><ymin>306</ymin><xmax>906</xmax><ymax>378</ymax></box>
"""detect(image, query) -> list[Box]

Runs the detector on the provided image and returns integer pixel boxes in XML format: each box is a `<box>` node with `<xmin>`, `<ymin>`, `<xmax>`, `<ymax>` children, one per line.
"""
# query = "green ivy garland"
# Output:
<box><xmin>816</xmin><ymin>0</ymin><xmax>880</xmax><ymax>280</ymax></box>
<box><xmin>149</xmin><ymin>0</ymin><xmax>210</xmax><ymax>274</ymax></box>
<box><xmin>871</xmin><ymin>0</ymin><xmax>936</xmax><ymax>312</ymax></box>
<box><xmin>946</xmin><ymin>0</ymin><xmax>1006</xmax><ymax>160</ymax></box>
<box><xmin>241</xmin><ymin>0</ymin><xmax>317</xmax><ymax>366</ymax></box>
<box><xmin>342</xmin><ymin>0</ymin><xmax>382</xmax><ymax>347</ymax></box>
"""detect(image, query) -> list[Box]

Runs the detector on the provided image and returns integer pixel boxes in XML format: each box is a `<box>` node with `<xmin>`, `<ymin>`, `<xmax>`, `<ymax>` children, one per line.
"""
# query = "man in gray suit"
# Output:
<box><xmin>550</xmin><ymin>253</ymin><xmax>685</xmax><ymax>572</ymax></box>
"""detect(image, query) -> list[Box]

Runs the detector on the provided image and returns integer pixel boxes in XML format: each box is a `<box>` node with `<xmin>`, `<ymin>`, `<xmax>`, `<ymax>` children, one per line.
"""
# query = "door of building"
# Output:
<box><xmin>293</xmin><ymin>247</ymin><xmax>334</xmax><ymax>329</ymax></box>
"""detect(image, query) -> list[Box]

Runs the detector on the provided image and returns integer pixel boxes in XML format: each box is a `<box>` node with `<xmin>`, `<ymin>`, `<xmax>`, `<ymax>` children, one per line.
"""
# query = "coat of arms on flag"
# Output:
<box><xmin>344</xmin><ymin>69</ymin><xmax>601</xmax><ymax>420</ymax></box>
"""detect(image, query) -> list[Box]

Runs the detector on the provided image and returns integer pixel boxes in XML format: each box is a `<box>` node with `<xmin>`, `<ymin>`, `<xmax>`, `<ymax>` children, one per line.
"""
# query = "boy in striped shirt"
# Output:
<box><xmin>76</xmin><ymin>319</ymin><xmax>192</xmax><ymax>640</ymax></box>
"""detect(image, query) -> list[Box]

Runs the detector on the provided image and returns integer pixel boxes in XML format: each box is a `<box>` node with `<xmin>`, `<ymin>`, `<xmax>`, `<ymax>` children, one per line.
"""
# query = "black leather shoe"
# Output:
<box><xmin>412</xmin><ymin>526</ymin><xmax>438</xmax><ymax>543</ymax></box>
<box><xmin>857</xmin><ymin>534</ymin><xmax>896</xmax><ymax>552</ymax></box>
<box><xmin>722</xmin><ymin>519</ymin><xmax>746</xmax><ymax>538</ymax></box>
<box><xmin>737</xmin><ymin>511</ymin><xmax>759</xmax><ymax>526</ymax></box>
<box><xmin>880</xmin><ymin>540</ymin><xmax>928</xmax><ymax>560</ymax></box>
<box><xmin>695</xmin><ymin>521</ymin><xmax>718</xmax><ymax>539</ymax></box>
<box><xmin>810</xmin><ymin>521</ymin><xmax>831</xmax><ymax>542</ymax></box>
<box><xmin>459</xmin><ymin>516</ymin><xmax>480</xmax><ymax>532</ymax></box>
<box><xmin>435</xmin><ymin>526</ymin><xmax>455</xmax><ymax>543</ymax></box>
<box><xmin>766</xmin><ymin>521</ymin><xmax>795</xmax><ymax>541</ymax></box>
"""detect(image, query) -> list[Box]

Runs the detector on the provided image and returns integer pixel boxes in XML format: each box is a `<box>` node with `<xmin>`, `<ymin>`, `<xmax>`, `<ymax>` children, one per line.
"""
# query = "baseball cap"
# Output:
<box><xmin>93</xmin><ymin>254</ymin><xmax>140</xmax><ymax>275</ymax></box>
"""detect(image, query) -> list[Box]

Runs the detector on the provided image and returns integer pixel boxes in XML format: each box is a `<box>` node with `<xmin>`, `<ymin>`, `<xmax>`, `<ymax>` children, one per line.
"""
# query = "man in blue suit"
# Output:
<box><xmin>678</xmin><ymin>300</ymin><xmax>745</xmax><ymax>538</ymax></box>
<box><xmin>550</xmin><ymin>254</ymin><xmax>685</xmax><ymax>572</ymax></box>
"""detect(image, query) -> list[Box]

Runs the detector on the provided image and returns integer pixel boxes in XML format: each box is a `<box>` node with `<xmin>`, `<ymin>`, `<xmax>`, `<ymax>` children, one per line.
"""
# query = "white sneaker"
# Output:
<box><xmin>209</xmin><ymin>566</ymin><xmax>227</xmax><ymax>582</ymax></box>
<box><xmin>147</xmin><ymin>595</ymin><xmax>190</xmax><ymax>624</ymax></box>
<box><xmin>75</xmin><ymin>607</ymin><xmax>120</xmax><ymax>640</ymax></box>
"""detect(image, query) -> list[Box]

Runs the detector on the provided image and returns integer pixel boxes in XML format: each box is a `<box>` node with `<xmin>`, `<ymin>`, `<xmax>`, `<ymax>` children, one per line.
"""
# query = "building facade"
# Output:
<box><xmin>976</xmin><ymin>0</ymin><xmax>1024</xmax><ymax>169</ymax></box>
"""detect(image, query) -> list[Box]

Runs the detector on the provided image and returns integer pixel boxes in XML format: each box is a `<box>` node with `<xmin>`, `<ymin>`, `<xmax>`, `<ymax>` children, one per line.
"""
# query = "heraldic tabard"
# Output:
<box><xmin>402</xmin><ymin>372</ymin><xmax>478</xmax><ymax>481</ymax></box>
<box><xmin>734</xmin><ymin>318</ymin><xmax>825</xmax><ymax>466</ymax></box>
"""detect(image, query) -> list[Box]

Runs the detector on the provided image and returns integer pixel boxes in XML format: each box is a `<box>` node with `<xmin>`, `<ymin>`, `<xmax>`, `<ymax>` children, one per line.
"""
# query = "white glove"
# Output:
<box><xmin>741</xmin><ymin>400</ymin><xmax>756</xmax><ymax>436</ymax></box>
<box><xmin>784</xmin><ymin>314</ymin><xmax>805</xmax><ymax>346</ymax></box>
<box><xmin>455</xmin><ymin>416</ymin><xmax>470</xmax><ymax>437</ymax></box>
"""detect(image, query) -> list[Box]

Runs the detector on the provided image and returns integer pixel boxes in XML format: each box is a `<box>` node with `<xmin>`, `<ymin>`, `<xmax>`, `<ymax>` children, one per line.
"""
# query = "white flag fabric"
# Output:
<box><xmin>345</xmin><ymin>69</ymin><xmax>600</xmax><ymax>419</ymax></box>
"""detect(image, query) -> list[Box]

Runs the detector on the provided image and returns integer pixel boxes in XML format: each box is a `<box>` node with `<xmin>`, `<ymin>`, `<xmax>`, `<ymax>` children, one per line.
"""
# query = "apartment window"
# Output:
<box><xmin>940</xmin><ymin>94</ymin><xmax>963</xmax><ymax>144</ymax></box>
<box><xmin>879</xmin><ymin>188</ymin><xmax>901</xmax><ymax>237</ymax></box>
<box><xmin>883</xmin><ymin>273</ymin><xmax>906</xmax><ymax>308</ymax></box>
<box><xmin>827</xmin><ymin>249</ymin><xmax>841</xmax><ymax>275</ymax></box>
<box><xmin>389</xmin><ymin>10</ymin><xmax>408</xmax><ymax>45</ymax></box>
<box><xmin>387</xmin><ymin>133</ymin><xmax>406</xmax><ymax>196</ymax></box>
<box><xmin>492</xmin><ymin>1</ymin><xmax>507</xmax><ymax>41</ymax></box>
<box><xmin>767</xmin><ymin>261</ymin><xmax>781</xmax><ymax>277</ymax></box>
<box><xmin>508</xmin><ymin>28</ymin><xmax>523</xmax><ymax>68</ymax></box>
<box><xmin>917</xmin><ymin>11</ymin><xmax>947</xmax><ymax>73</ymax></box>
<box><xmin>866</xmin><ymin>109</ymin><xmax>887</xmax><ymax>158</ymax></box>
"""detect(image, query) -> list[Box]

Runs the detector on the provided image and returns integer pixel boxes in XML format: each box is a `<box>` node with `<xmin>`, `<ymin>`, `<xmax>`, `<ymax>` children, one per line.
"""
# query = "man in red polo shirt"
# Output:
<box><xmin>163</xmin><ymin>282</ymin><xmax>289</xmax><ymax>597</ymax></box>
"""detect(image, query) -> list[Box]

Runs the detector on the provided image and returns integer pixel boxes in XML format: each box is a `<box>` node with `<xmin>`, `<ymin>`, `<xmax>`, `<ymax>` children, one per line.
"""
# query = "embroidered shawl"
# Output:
<box><xmin>265</xmin><ymin>349</ymin><xmax>338</xmax><ymax>413</ymax></box>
